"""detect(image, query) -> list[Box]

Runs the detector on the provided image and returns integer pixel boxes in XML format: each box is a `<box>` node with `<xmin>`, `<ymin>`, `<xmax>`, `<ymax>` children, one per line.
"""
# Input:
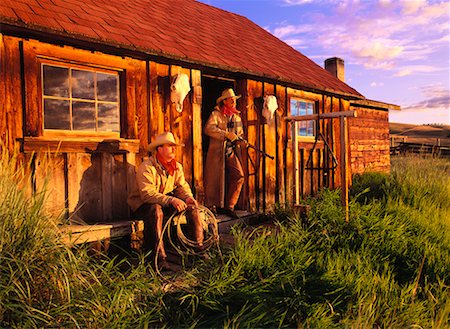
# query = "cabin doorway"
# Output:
<box><xmin>201</xmin><ymin>76</ymin><xmax>248</xmax><ymax>212</ymax></box>
<box><xmin>201</xmin><ymin>76</ymin><xmax>235</xmax><ymax>162</ymax></box>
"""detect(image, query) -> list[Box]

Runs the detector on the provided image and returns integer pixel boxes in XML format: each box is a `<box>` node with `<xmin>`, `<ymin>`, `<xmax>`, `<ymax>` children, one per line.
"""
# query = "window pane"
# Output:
<box><xmin>299</xmin><ymin>102</ymin><xmax>307</xmax><ymax>116</ymax></box>
<box><xmin>307</xmin><ymin>121</ymin><xmax>315</xmax><ymax>136</ymax></box>
<box><xmin>72</xmin><ymin>70</ymin><xmax>95</xmax><ymax>100</ymax></box>
<box><xmin>42</xmin><ymin>64</ymin><xmax>119</xmax><ymax>133</ymax></box>
<box><xmin>307</xmin><ymin>103</ymin><xmax>314</xmax><ymax>115</ymax></box>
<box><xmin>97</xmin><ymin>73</ymin><xmax>118</xmax><ymax>102</ymax></box>
<box><xmin>73</xmin><ymin>101</ymin><xmax>96</xmax><ymax>130</ymax></box>
<box><xmin>98</xmin><ymin>103</ymin><xmax>120</xmax><ymax>132</ymax></box>
<box><xmin>43</xmin><ymin>65</ymin><xmax>69</xmax><ymax>97</ymax></box>
<box><xmin>297</xmin><ymin>120</ymin><xmax>315</xmax><ymax>137</ymax></box>
<box><xmin>44</xmin><ymin>99</ymin><xmax>70</xmax><ymax>129</ymax></box>
<box><xmin>290</xmin><ymin>99</ymin><xmax>298</xmax><ymax>116</ymax></box>
<box><xmin>298</xmin><ymin>121</ymin><xmax>307</xmax><ymax>136</ymax></box>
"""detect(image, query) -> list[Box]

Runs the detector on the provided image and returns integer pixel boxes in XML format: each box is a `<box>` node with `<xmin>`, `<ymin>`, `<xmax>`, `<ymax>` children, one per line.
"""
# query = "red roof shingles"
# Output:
<box><xmin>0</xmin><ymin>5</ymin><xmax>17</xmax><ymax>19</ymax></box>
<box><xmin>0</xmin><ymin>0</ymin><xmax>363</xmax><ymax>98</ymax></box>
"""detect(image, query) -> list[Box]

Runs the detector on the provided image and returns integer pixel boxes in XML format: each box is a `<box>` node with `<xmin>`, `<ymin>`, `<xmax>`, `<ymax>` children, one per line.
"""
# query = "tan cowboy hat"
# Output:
<box><xmin>148</xmin><ymin>132</ymin><xmax>184</xmax><ymax>152</ymax></box>
<box><xmin>216</xmin><ymin>88</ymin><xmax>241</xmax><ymax>104</ymax></box>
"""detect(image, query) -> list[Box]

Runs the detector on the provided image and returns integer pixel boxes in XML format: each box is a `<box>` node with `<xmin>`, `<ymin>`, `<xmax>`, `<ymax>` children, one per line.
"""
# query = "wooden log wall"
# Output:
<box><xmin>1</xmin><ymin>35</ymin><xmax>207</xmax><ymax>222</ymax></box>
<box><xmin>275</xmin><ymin>86</ymin><xmax>287</xmax><ymax>205</ymax></box>
<box><xmin>322</xmin><ymin>94</ymin><xmax>335</xmax><ymax>189</ymax></box>
<box><xmin>25</xmin><ymin>149</ymin><xmax>137</xmax><ymax>222</ymax></box>
<box><xmin>333</xmin><ymin>98</ymin><xmax>352</xmax><ymax>187</ymax></box>
<box><xmin>243</xmin><ymin>80</ymin><xmax>281</xmax><ymax>212</ymax></box>
<box><xmin>242</xmin><ymin>82</ymin><xmax>350</xmax><ymax>210</ymax></box>
<box><xmin>1</xmin><ymin>36</ymin><xmax>144</xmax><ymax>222</ymax></box>
<box><xmin>264</xmin><ymin>83</ymin><xmax>277</xmax><ymax>210</ymax></box>
<box><xmin>147</xmin><ymin>62</ymin><xmax>203</xmax><ymax>201</ymax></box>
<box><xmin>245</xmin><ymin>80</ymin><xmax>263</xmax><ymax>212</ymax></box>
<box><xmin>1</xmin><ymin>33</ymin><xmax>390</xmax><ymax>221</ymax></box>
<box><xmin>284</xmin><ymin>89</ymin><xmax>351</xmax><ymax>201</ymax></box>
<box><xmin>191</xmin><ymin>70</ymin><xmax>204</xmax><ymax>203</ymax></box>
<box><xmin>235</xmin><ymin>79</ymin><xmax>249</xmax><ymax>209</ymax></box>
<box><xmin>348</xmin><ymin>108</ymin><xmax>390</xmax><ymax>174</ymax></box>
<box><xmin>0</xmin><ymin>35</ymin><xmax>23</xmax><ymax>151</ymax></box>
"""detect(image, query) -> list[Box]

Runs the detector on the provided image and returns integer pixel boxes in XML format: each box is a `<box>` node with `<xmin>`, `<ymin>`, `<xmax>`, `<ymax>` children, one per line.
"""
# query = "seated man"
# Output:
<box><xmin>128</xmin><ymin>132</ymin><xmax>204</xmax><ymax>270</ymax></box>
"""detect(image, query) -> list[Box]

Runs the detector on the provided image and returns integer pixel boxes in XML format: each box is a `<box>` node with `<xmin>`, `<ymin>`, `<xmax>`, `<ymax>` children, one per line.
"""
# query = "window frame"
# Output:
<box><xmin>40</xmin><ymin>59</ymin><xmax>121</xmax><ymax>138</ymax></box>
<box><xmin>288</xmin><ymin>96</ymin><xmax>321</xmax><ymax>204</ymax></box>
<box><xmin>289</xmin><ymin>97</ymin><xmax>317</xmax><ymax>141</ymax></box>
<box><xmin>21</xmin><ymin>40</ymin><xmax>144</xmax><ymax>142</ymax></box>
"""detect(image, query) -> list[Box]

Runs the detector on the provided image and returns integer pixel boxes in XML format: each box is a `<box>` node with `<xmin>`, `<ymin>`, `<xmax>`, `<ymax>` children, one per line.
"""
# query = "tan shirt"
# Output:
<box><xmin>127</xmin><ymin>155</ymin><xmax>193</xmax><ymax>212</ymax></box>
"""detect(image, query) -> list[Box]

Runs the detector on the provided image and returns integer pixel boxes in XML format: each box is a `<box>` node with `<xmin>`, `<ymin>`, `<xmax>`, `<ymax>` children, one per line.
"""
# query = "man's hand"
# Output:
<box><xmin>186</xmin><ymin>197</ymin><xmax>198</xmax><ymax>207</ymax></box>
<box><xmin>170</xmin><ymin>197</ymin><xmax>187</xmax><ymax>212</ymax></box>
<box><xmin>225</xmin><ymin>131</ymin><xmax>238</xmax><ymax>142</ymax></box>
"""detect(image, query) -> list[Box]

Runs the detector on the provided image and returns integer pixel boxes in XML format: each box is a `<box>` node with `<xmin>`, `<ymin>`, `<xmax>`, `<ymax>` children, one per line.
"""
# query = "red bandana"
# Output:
<box><xmin>156</xmin><ymin>153</ymin><xmax>178</xmax><ymax>176</ymax></box>
<box><xmin>222</xmin><ymin>105</ymin><xmax>239</xmax><ymax>116</ymax></box>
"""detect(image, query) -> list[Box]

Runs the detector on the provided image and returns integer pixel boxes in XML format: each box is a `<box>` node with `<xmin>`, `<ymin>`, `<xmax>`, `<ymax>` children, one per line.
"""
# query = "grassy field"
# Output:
<box><xmin>1</xmin><ymin>147</ymin><xmax>449</xmax><ymax>328</ymax></box>
<box><xmin>390</xmin><ymin>122</ymin><xmax>450</xmax><ymax>146</ymax></box>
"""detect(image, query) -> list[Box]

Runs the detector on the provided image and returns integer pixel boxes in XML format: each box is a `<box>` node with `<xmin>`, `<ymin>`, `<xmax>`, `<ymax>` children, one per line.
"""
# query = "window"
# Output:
<box><xmin>290</xmin><ymin>98</ymin><xmax>316</xmax><ymax>138</ymax></box>
<box><xmin>42</xmin><ymin>64</ymin><xmax>120</xmax><ymax>133</ymax></box>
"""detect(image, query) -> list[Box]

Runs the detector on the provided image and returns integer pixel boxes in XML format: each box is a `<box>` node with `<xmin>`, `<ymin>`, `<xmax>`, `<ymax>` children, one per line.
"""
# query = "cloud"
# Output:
<box><xmin>353</xmin><ymin>39</ymin><xmax>403</xmax><ymax>60</ymax></box>
<box><xmin>389</xmin><ymin>107</ymin><xmax>450</xmax><ymax>125</ymax></box>
<box><xmin>390</xmin><ymin>82</ymin><xmax>449</xmax><ymax>124</ymax></box>
<box><xmin>284</xmin><ymin>38</ymin><xmax>307</xmax><ymax>47</ymax></box>
<box><xmin>271</xmin><ymin>0</ymin><xmax>449</xmax><ymax>71</ymax></box>
<box><xmin>404</xmin><ymin>84</ymin><xmax>450</xmax><ymax>110</ymax></box>
<box><xmin>395</xmin><ymin>69</ymin><xmax>413</xmax><ymax>77</ymax></box>
<box><xmin>405</xmin><ymin>96</ymin><xmax>450</xmax><ymax>110</ymax></box>
<box><xmin>421</xmin><ymin>84</ymin><xmax>450</xmax><ymax>98</ymax></box>
<box><xmin>394</xmin><ymin>65</ymin><xmax>439</xmax><ymax>77</ymax></box>
<box><xmin>400</xmin><ymin>0</ymin><xmax>426</xmax><ymax>14</ymax></box>
<box><xmin>283</xmin><ymin>0</ymin><xmax>314</xmax><ymax>5</ymax></box>
<box><xmin>273</xmin><ymin>24</ymin><xmax>313</xmax><ymax>38</ymax></box>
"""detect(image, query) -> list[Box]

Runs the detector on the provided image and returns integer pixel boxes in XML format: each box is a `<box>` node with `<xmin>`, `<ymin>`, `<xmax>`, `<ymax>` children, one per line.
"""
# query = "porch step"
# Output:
<box><xmin>216</xmin><ymin>210</ymin><xmax>262</xmax><ymax>234</ymax></box>
<box><xmin>59</xmin><ymin>220</ymin><xmax>144</xmax><ymax>246</ymax></box>
<box><xmin>59</xmin><ymin>211</ymin><xmax>264</xmax><ymax>248</ymax></box>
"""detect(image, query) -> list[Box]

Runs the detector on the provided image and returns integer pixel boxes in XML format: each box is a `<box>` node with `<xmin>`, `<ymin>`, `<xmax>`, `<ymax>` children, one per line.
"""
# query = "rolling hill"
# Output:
<box><xmin>390</xmin><ymin>123</ymin><xmax>450</xmax><ymax>147</ymax></box>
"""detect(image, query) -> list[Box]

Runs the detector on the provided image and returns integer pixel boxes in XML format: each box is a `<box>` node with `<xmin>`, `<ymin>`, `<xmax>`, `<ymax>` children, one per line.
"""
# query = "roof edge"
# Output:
<box><xmin>1</xmin><ymin>21</ymin><xmax>365</xmax><ymax>100</ymax></box>
<box><xmin>350</xmin><ymin>99</ymin><xmax>401</xmax><ymax>111</ymax></box>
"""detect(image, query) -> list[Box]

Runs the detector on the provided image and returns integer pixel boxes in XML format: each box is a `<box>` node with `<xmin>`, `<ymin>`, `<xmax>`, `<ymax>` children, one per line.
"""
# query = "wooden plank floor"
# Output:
<box><xmin>58</xmin><ymin>211</ymin><xmax>267</xmax><ymax>274</ymax></box>
<box><xmin>156</xmin><ymin>211</ymin><xmax>265</xmax><ymax>273</ymax></box>
<box><xmin>59</xmin><ymin>220</ymin><xmax>144</xmax><ymax>245</ymax></box>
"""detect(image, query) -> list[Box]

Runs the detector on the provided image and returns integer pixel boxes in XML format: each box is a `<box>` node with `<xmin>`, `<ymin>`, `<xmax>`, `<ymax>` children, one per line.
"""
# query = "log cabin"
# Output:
<box><xmin>0</xmin><ymin>0</ymin><xmax>400</xmax><ymax>225</ymax></box>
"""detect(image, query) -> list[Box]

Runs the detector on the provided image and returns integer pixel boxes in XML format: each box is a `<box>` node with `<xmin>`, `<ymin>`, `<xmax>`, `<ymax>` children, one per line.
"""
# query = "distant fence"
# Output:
<box><xmin>390</xmin><ymin>142</ymin><xmax>450</xmax><ymax>157</ymax></box>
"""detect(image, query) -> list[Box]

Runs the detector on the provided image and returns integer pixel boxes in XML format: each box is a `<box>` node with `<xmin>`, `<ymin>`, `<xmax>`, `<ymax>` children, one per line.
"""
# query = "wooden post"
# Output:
<box><xmin>340</xmin><ymin>116</ymin><xmax>349</xmax><ymax>222</ymax></box>
<box><xmin>292</xmin><ymin>123</ymin><xmax>300</xmax><ymax>204</ymax></box>
<box><xmin>285</xmin><ymin>110</ymin><xmax>356</xmax><ymax>221</ymax></box>
<box><xmin>190</xmin><ymin>70</ymin><xmax>204</xmax><ymax>203</ymax></box>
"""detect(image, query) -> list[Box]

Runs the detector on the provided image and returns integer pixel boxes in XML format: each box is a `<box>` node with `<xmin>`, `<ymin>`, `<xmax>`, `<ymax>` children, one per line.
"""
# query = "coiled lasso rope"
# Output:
<box><xmin>154</xmin><ymin>205</ymin><xmax>221</xmax><ymax>277</ymax></box>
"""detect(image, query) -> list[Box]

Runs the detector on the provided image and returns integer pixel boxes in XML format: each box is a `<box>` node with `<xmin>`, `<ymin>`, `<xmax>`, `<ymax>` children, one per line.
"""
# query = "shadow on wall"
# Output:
<box><xmin>70</xmin><ymin>140</ymin><xmax>135</xmax><ymax>225</ymax></box>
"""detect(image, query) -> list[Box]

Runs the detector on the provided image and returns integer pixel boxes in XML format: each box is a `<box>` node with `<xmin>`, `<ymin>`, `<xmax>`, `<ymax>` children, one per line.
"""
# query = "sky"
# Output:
<box><xmin>198</xmin><ymin>0</ymin><xmax>450</xmax><ymax>125</ymax></box>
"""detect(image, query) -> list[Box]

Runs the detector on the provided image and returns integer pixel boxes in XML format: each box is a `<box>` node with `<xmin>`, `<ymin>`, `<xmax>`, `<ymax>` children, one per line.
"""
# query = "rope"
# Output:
<box><xmin>154</xmin><ymin>205</ymin><xmax>221</xmax><ymax>277</ymax></box>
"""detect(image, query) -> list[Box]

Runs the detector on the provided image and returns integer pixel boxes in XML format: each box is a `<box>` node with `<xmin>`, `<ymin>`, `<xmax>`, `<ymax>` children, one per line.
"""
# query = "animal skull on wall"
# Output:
<box><xmin>170</xmin><ymin>73</ymin><xmax>191</xmax><ymax>112</ymax></box>
<box><xmin>263</xmin><ymin>95</ymin><xmax>278</xmax><ymax>122</ymax></box>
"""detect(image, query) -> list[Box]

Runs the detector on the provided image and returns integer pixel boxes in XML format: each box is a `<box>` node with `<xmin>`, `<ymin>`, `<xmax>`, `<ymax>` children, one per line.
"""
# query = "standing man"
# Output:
<box><xmin>128</xmin><ymin>132</ymin><xmax>204</xmax><ymax>269</ymax></box>
<box><xmin>204</xmin><ymin>88</ymin><xmax>245</xmax><ymax>219</ymax></box>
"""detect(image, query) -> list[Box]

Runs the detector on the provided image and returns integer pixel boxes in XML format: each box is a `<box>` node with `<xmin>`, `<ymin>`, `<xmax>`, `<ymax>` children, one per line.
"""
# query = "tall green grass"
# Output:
<box><xmin>1</xmin><ymin>146</ymin><xmax>449</xmax><ymax>328</ymax></box>
<box><xmin>0</xmin><ymin>146</ymin><xmax>166</xmax><ymax>328</ymax></box>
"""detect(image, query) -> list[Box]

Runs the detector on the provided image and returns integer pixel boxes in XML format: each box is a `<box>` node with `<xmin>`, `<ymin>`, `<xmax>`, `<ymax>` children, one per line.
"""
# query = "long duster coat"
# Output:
<box><xmin>204</xmin><ymin>106</ymin><xmax>244</xmax><ymax>208</ymax></box>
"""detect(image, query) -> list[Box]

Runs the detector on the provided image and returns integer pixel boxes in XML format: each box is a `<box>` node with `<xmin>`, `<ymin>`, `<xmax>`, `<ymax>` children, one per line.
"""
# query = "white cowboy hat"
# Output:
<box><xmin>216</xmin><ymin>88</ymin><xmax>241</xmax><ymax>104</ymax></box>
<box><xmin>148</xmin><ymin>132</ymin><xmax>184</xmax><ymax>152</ymax></box>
